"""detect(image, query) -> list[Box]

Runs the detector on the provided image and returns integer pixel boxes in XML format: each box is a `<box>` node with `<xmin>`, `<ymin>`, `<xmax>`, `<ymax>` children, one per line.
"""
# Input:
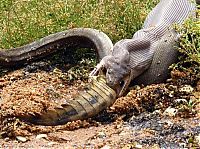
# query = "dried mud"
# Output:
<box><xmin>0</xmin><ymin>51</ymin><xmax>199</xmax><ymax>148</ymax></box>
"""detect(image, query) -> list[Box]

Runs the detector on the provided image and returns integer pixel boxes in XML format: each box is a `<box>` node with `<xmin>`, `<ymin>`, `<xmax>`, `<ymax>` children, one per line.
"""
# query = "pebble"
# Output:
<box><xmin>179</xmin><ymin>85</ymin><xmax>194</xmax><ymax>93</ymax></box>
<box><xmin>36</xmin><ymin>134</ymin><xmax>48</xmax><ymax>139</ymax></box>
<box><xmin>175</xmin><ymin>99</ymin><xmax>188</xmax><ymax>104</ymax></box>
<box><xmin>150</xmin><ymin>144</ymin><xmax>160</xmax><ymax>149</ymax></box>
<box><xmin>48</xmin><ymin>142</ymin><xmax>57</xmax><ymax>146</ymax></box>
<box><xmin>4</xmin><ymin>137</ymin><xmax>10</xmax><ymax>142</ymax></box>
<box><xmin>163</xmin><ymin>107</ymin><xmax>178</xmax><ymax>117</ymax></box>
<box><xmin>153</xmin><ymin>110</ymin><xmax>162</xmax><ymax>114</ymax></box>
<box><xmin>169</xmin><ymin>91</ymin><xmax>174</xmax><ymax>97</ymax></box>
<box><xmin>195</xmin><ymin>134</ymin><xmax>200</xmax><ymax>144</ymax></box>
<box><xmin>16</xmin><ymin>136</ymin><xmax>27</xmax><ymax>142</ymax></box>
<box><xmin>101</xmin><ymin>145</ymin><xmax>111</xmax><ymax>149</ymax></box>
<box><xmin>97</xmin><ymin>131</ymin><xmax>106</xmax><ymax>138</ymax></box>
<box><xmin>135</xmin><ymin>144</ymin><xmax>143</xmax><ymax>148</ymax></box>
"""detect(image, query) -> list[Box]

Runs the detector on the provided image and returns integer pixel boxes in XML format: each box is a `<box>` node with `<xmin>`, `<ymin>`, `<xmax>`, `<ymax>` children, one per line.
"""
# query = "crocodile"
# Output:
<box><xmin>0</xmin><ymin>0</ymin><xmax>198</xmax><ymax>125</ymax></box>
<box><xmin>23</xmin><ymin>74</ymin><xmax>117</xmax><ymax>125</ymax></box>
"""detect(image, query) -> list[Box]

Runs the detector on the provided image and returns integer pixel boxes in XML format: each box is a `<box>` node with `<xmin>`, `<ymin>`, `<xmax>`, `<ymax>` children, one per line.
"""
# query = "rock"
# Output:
<box><xmin>150</xmin><ymin>144</ymin><xmax>160</xmax><ymax>149</ymax></box>
<box><xmin>163</xmin><ymin>107</ymin><xmax>178</xmax><ymax>117</ymax></box>
<box><xmin>195</xmin><ymin>134</ymin><xmax>200</xmax><ymax>145</ymax></box>
<box><xmin>36</xmin><ymin>134</ymin><xmax>48</xmax><ymax>139</ymax></box>
<box><xmin>101</xmin><ymin>145</ymin><xmax>111</xmax><ymax>149</ymax></box>
<box><xmin>175</xmin><ymin>99</ymin><xmax>188</xmax><ymax>104</ymax></box>
<box><xmin>16</xmin><ymin>136</ymin><xmax>27</xmax><ymax>142</ymax></box>
<box><xmin>97</xmin><ymin>131</ymin><xmax>106</xmax><ymax>138</ymax></box>
<box><xmin>48</xmin><ymin>142</ymin><xmax>57</xmax><ymax>146</ymax></box>
<box><xmin>153</xmin><ymin>110</ymin><xmax>162</xmax><ymax>115</ymax></box>
<box><xmin>179</xmin><ymin>85</ymin><xmax>194</xmax><ymax>93</ymax></box>
<box><xmin>4</xmin><ymin>137</ymin><xmax>9</xmax><ymax>142</ymax></box>
<box><xmin>169</xmin><ymin>91</ymin><xmax>174</xmax><ymax>97</ymax></box>
<box><xmin>135</xmin><ymin>144</ymin><xmax>143</xmax><ymax>148</ymax></box>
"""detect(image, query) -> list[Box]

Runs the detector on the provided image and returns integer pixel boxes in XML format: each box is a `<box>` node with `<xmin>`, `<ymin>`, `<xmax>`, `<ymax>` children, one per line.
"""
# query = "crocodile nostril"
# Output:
<box><xmin>107</xmin><ymin>80</ymin><xmax>114</xmax><ymax>87</ymax></box>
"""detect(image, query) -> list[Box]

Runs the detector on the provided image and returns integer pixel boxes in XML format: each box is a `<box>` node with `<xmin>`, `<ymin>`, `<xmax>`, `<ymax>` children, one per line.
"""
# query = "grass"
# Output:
<box><xmin>0</xmin><ymin>0</ymin><xmax>158</xmax><ymax>49</ymax></box>
<box><xmin>0</xmin><ymin>0</ymin><xmax>198</xmax><ymax>65</ymax></box>
<box><xmin>175</xmin><ymin>8</ymin><xmax>200</xmax><ymax>65</ymax></box>
<box><xmin>171</xmin><ymin>7</ymin><xmax>200</xmax><ymax>85</ymax></box>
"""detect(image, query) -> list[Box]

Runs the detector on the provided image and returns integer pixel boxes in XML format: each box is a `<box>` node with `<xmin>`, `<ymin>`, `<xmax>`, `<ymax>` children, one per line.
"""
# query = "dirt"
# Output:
<box><xmin>0</xmin><ymin>51</ymin><xmax>199</xmax><ymax>148</ymax></box>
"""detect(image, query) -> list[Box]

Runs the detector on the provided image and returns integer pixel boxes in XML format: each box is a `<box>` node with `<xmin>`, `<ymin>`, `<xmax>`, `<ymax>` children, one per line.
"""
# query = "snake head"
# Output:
<box><xmin>105</xmin><ymin>63</ymin><xmax>132</xmax><ymax>97</ymax></box>
<box><xmin>90</xmin><ymin>55</ymin><xmax>132</xmax><ymax>97</ymax></box>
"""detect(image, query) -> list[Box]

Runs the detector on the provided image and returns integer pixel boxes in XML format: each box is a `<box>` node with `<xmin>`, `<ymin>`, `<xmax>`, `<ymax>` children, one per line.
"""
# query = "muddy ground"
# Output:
<box><xmin>0</xmin><ymin>50</ymin><xmax>199</xmax><ymax>148</ymax></box>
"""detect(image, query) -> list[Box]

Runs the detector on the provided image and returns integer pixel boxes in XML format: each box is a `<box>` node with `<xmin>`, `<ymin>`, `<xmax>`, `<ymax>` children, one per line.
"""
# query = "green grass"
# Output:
<box><xmin>174</xmin><ymin>7</ymin><xmax>200</xmax><ymax>65</ymax></box>
<box><xmin>0</xmin><ymin>0</ymin><xmax>158</xmax><ymax>49</ymax></box>
<box><xmin>171</xmin><ymin>7</ymin><xmax>200</xmax><ymax>82</ymax></box>
<box><xmin>0</xmin><ymin>0</ymin><xmax>199</xmax><ymax>67</ymax></box>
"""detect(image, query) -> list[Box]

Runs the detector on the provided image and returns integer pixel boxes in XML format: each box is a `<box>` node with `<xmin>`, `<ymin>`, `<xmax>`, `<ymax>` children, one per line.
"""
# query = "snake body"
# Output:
<box><xmin>1</xmin><ymin>28</ymin><xmax>115</xmax><ymax>125</ymax></box>
<box><xmin>0</xmin><ymin>28</ymin><xmax>113</xmax><ymax>66</ymax></box>
<box><xmin>94</xmin><ymin>0</ymin><xmax>196</xmax><ymax>94</ymax></box>
<box><xmin>0</xmin><ymin>0</ymin><xmax>198</xmax><ymax>125</ymax></box>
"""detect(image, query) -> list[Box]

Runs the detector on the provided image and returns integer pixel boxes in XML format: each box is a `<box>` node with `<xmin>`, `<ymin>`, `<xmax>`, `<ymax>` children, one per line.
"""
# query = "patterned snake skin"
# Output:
<box><xmin>91</xmin><ymin>0</ymin><xmax>197</xmax><ymax>96</ymax></box>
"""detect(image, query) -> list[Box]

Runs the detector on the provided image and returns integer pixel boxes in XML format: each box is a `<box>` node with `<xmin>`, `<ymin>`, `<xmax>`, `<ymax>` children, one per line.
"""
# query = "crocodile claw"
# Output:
<box><xmin>89</xmin><ymin>61</ymin><xmax>106</xmax><ymax>76</ymax></box>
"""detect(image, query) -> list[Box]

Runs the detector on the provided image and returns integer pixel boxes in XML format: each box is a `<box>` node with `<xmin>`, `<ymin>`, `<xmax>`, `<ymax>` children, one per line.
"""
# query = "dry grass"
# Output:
<box><xmin>0</xmin><ymin>0</ymin><xmax>158</xmax><ymax>49</ymax></box>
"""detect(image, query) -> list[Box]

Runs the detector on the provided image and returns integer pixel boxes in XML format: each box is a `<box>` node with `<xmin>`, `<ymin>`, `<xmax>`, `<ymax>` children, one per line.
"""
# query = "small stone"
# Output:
<box><xmin>16</xmin><ymin>136</ymin><xmax>27</xmax><ymax>142</ymax></box>
<box><xmin>10</xmin><ymin>77</ymin><xmax>16</xmax><ymax>81</ymax></box>
<box><xmin>36</xmin><ymin>134</ymin><xmax>48</xmax><ymax>139</ymax></box>
<box><xmin>153</xmin><ymin>110</ymin><xmax>161</xmax><ymax>114</ymax></box>
<box><xmin>166</xmin><ymin>78</ymin><xmax>173</xmax><ymax>82</ymax></box>
<box><xmin>169</xmin><ymin>91</ymin><xmax>174</xmax><ymax>97</ymax></box>
<box><xmin>179</xmin><ymin>85</ymin><xmax>194</xmax><ymax>93</ymax></box>
<box><xmin>101</xmin><ymin>145</ymin><xmax>111</xmax><ymax>149</ymax></box>
<box><xmin>135</xmin><ymin>144</ymin><xmax>143</xmax><ymax>148</ymax></box>
<box><xmin>48</xmin><ymin>142</ymin><xmax>57</xmax><ymax>146</ymax></box>
<box><xmin>195</xmin><ymin>134</ymin><xmax>200</xmax><ymax>144</ymax></box>
<box><xmin>4</xmin><ymin>137</ymin><xmax>9</xmax><ymax>142</ymax></box>
<box><xmin>175</xmin><ymin>99</ymin><xmax>188</xmax><ymax>104</ymax></box>
<box><xmin>116</xmin><ymin>124</ymin><xmax>121</xmax><ymax>129</ymax></box>
<box><xmin>150</xmin><ymin>144</ymin><xmax>160</xmax><ymax>149</ymax></box>
<box><xmin>133</xmin><ymin>85</ymin><xmax>141</xmax><ymax>90</ymax></box>
<box><xmin>163</xmin><ymin>107</ymin><xmax>178</xmax><ymax>117</ymax></box>
<box><xmin>97</xmin><ymin>131</ymin><xmax>106</xmax><ymax>138</ymax></box>
<box><xmin>179</xmin><ymin>143</ymin><xmax>187</xmax><ymax>148</ymax></box>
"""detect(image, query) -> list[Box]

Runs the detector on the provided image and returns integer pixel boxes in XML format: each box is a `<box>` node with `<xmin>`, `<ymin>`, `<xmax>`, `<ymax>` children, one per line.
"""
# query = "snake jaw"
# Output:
<box><xmin>89</xmin><ymin>62</ymin><xmax>133</xmax><ymax>97</ymax></box>
<box><xmin>113</xmin><ymin>69</ymin><xmax>133</xmax><ymax>97</ymax></box>
<box><xmin>90</xmin><ymin>66</ymin><xmax>132</xmax><ymax>97</ymax></box>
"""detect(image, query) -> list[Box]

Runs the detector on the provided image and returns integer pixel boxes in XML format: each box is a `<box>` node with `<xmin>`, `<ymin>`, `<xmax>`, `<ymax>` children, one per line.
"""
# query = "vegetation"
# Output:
<box><xmin>0</xmin><ymin>0</ymin><xmax>158</xmax><ymax>49</ymax></box>
<box><xmin>175</xmin><ymin>7</ymin><xmax>200</xmax><ymax>65</ymax></box>
<box><xmin>0</xmin><ymin>0</ymin><xmax>198</xmax><ymax>66</ymax></box>
<box><xmin>171</xmin><ymin>6</ymin><xmax>200</xmax><ymax>79</ymax></box>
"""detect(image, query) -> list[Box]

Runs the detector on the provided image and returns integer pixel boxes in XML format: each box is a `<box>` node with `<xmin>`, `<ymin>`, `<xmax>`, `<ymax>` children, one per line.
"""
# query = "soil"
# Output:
<box><xmin>0</xmin><ymin>51</ymin><xmax>199</xmax><ymax>148</ymax></box>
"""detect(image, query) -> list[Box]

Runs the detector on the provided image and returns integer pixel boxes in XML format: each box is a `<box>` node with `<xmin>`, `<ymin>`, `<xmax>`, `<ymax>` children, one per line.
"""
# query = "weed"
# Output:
<box><xmin>174</xmin><ymin>7</ymin><xmax>200</xmax><ymax>66</ymax></box>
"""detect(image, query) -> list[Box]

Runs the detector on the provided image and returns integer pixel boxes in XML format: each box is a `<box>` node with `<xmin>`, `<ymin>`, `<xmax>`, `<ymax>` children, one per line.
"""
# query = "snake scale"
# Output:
<box><xmin>0</xmin><ymin>0</ymin><xmax>198</xmax><ymax>125</ymax></box>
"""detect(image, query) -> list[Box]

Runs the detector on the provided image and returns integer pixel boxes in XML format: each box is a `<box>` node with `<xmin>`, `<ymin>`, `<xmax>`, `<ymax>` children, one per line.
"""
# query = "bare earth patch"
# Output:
<box><xmin>0</xmin><ymin>59</ymin><xmax>199</xmax><ymax>148</ymax></box>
